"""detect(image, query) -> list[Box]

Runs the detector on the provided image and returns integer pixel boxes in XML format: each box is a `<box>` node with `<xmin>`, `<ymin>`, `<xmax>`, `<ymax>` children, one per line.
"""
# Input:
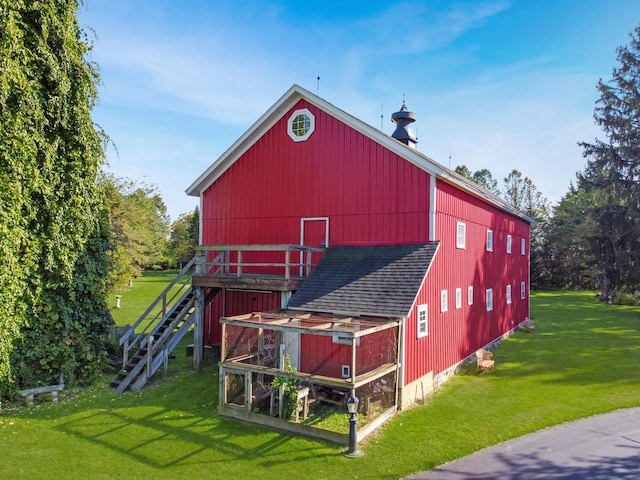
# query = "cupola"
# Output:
<box><xmin>391</xmin><ymin>100</ymin><xmax>417</xmax><ymax>149</ymax></box>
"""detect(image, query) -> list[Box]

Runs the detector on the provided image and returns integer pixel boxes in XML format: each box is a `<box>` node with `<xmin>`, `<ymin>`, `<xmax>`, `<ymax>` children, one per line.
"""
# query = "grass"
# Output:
<box><xmin>107</xmin><ymin>270</ymin><xmax>180</xmax><ymax>327</ymax></box>
<box><xmin>1</xmin><ymin>289</ymin><xmax>639</xmax><ymax>479</ymax></box>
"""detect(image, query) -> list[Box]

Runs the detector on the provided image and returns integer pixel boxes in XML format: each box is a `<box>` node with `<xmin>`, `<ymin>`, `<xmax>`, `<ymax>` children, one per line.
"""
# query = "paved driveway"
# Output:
<box><xmin>406</xmin><ymin>407</ymin><xmax>640</xmax><ymax>480</ymax></box>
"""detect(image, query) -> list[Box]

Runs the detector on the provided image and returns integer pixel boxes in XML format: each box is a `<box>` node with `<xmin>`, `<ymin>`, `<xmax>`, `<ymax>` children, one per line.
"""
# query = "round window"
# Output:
<box><xmin>287</xmin><ymin>108</ymin><xmax>315</xmax><ymax>142</ymax></box>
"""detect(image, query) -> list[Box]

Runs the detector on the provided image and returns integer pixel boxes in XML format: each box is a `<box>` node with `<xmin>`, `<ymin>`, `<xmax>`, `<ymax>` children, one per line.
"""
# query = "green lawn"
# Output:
<box><xmin>1</xmin><ymin>290</ymin><xmax>639</xmax><ymax>479</ymax></box>
<box><xmin>108</xmin><ymin>270</ymin><xmax>181</xmax><ymax>327</ymax></box>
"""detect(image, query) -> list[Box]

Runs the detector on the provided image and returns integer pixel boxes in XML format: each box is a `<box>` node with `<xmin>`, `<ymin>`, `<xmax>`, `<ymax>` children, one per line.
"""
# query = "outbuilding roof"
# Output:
<box><xmin>287</xmin><ymin>242</ymin><xmax>440</xmax><ymax>318</ymax></box>
<box><xmin>186</xmin><ymin>84</ymin><xmax>535</xmax><ymax>225</ymax></box>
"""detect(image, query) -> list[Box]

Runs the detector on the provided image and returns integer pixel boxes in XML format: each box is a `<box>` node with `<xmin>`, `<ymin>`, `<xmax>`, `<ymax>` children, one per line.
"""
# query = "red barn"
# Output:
<box><xmin>185</xmin><ymin>84</ymin><xmax>532</xmax><ymax>442</ymax></box>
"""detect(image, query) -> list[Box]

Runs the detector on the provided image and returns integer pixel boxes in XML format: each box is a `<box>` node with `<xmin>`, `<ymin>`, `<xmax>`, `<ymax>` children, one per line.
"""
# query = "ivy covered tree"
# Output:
<box><xmin>0</xmin><ymin>0</ymin><xmax>113</xmax><ymax>396</ymax></box>
<box><xmin>578</xmin><ymin>25</ymin><xmax>640</xmax><ymax>300</ymax></box>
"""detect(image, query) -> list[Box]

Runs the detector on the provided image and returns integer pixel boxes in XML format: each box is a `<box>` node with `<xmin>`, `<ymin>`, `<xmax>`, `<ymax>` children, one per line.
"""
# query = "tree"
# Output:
<box><xmin>167</xmin><ymin>207</ymin><xmax>200</xmax><ymax>268</ymax></box>
<box><xmin>102</xmin><ymin>174</ymin><xmax>171</xmax><ymax>288</ymax></box>
<box><xmin>501</xmin><ymin>170</ymin><xmax>550</xmax><ymax>288</ymax></box>
<box><xmin>578</xmin><ymin>25</ymin><xmax>640</xmax><ymax>299</ymax></box>
<box><xmin>1</xmin><ymin>0</ymin><xmax>113</xmax><ymax>394</ymax></box>
<box><xmin>502</xmin><ymin>170</ymin><xmax>550</xmax><ymax>222</ymax></box>
<box><xmin>455</xmin><ymin>165</ymin><xmax>501</xmax><ymax>196</ymax></box>
<box><xmin>540</xmin><ymin>185</ymin><xmax>599</xmax><ymax>289</ymax></box>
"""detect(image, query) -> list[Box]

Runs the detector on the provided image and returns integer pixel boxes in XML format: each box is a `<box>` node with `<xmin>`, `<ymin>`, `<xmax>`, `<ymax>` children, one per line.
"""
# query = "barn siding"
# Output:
<box><xmin>299</xmin><ymin>327</ymin><xmax>398</xmax><ymax>378</ymax></box>
<box><xmin>201</xmin><ymin>99</ymin><xmax>432</xmax><ymax>345</ymax></box>
<box><xmin>403</xmin><ymin>179</ymin><xmax>530</xmax><ymax>384</ymax></box>
<box><xmin>198</xmin><ymin>96</ymin><xmax>531</xmax><ymax>389</ymax></box>
<box><xmin>204</xmin><ymin>290</ymin><xmax>282</xmax><ymax>345</ymax></box>
<box><xmin>201</xmin><ymin>100</ymin><xmax>431</xmax><ymax>247</ymax></box>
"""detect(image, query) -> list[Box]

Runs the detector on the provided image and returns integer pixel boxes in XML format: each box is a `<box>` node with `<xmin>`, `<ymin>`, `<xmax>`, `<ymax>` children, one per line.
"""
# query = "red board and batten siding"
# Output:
<box><xmin>201</xmin><ymin>99</ymin><xmax>432</xmax><ymax>346</ymax></box>
<box><xmin>204</xmin><ymin>290</ymin><xmax>283</xmax><ymax>346</ymax></box>
<box><xmin>403</xmin><ymin>179</ymin><xmax>530</xmax><ymax>385</ymax></box>
<box><xmin>199</xmin><ymin>95</ymin><xmax>531</xmax><ymax>386</ymax></box>
<box><xmin>201</xmin><ymin>99</ymin><xmax>430</xmax><ymax>247</ymax></box>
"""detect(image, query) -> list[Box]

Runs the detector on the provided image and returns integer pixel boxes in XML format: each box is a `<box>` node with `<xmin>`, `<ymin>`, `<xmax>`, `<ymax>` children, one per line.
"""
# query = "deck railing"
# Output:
<box><xmin>195</xmin><ymin>244</ymin><xmax>326</xmax><ymax>279</ymax></box>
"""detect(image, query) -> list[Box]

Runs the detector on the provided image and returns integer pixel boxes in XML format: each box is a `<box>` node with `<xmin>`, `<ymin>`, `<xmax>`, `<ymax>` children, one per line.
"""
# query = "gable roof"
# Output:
<box><xmin>287</xmin><ymin>243</ymin><xmax>440</xmax><ymax>318</ymax></box>
<box><xmin>186</xmin><ymin>84</ymin><xmax>533</xmax><ymax>224</ymax></box>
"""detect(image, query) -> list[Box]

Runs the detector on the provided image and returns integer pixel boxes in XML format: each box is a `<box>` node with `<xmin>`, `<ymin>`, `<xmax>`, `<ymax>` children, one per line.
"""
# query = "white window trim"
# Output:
<box><xmin>468</xmin><ymin>286</ymin><xmax>474</xmax><ymax>305</ymax></box>
<box><xmin>486</xmin><ymin>229</ymin><xmax>493</xmax><ymax>252</ymax></box>
<box><xmin>417</xmin><ymin>304</ymin><xmax>428</xmax><ymax>338</ymax></box>
<box><xmin>506</xmin><ymin>284</ymin><xmax>512</xmax><ymax>304</ymax></box>
<box><xmin>486</xmin><ymin>288</ymin><xmax>493</xmax><ymax>312</ymax></box>
<box><xmin>521</xmin><ymin>281</ymin><xmax>526</xmax><ymax>299</ymax></box>
<box><xmin>521</xmin><ymin>238</ymin><xmax>526</xmax><ymax>255</ymax></box>
<box><xmin>455</xmin><ymin>288</ymin><xmax>462</xmax><ymax>309</ymax></box>
<box><xmin>456</xmin><ymin>222</ymin><xmax>466</xmax><ymax>249</ymax></box>
<box><xmin>506</xmin><ymin>234</ymin><xmax>512</xmax><ymax>254</ymax></box>
<box><xmin>287</xmin><ymin>108</ymin><xmax>315</xmax><ymax>142</ymax></box>
<box><xmin>441</xmin><ymin>290</ymin><xmax>448</xmax><ymax>312</ymax></box>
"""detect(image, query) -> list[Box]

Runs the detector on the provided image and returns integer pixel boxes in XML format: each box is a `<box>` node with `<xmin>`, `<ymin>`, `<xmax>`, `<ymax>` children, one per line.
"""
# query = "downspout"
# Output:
<box><xmin>429</xmin><ymin>174</ymin><xmax>437</xmax><ymax>241</ymax></box>
<box><xmin>198</xmin><ymin>195</ymin><xmax>204</xmax><ymax>245</ymax></box>
<box><xmin>528</xmin><ymin>227</ymin><xmax>532</xmax><ymax>320</ymax></box>
<box><xmin>397</xmin><ymin>317</ymin><xmax>405</xmax><ymax>410</ymax></box>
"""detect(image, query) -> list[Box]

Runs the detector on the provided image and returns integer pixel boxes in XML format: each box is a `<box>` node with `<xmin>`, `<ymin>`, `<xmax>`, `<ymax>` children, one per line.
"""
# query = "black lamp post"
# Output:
<box><xmin>345</xmin><ymin>394</ymin><xmax>363</xmax><ymax>457</ymax></box>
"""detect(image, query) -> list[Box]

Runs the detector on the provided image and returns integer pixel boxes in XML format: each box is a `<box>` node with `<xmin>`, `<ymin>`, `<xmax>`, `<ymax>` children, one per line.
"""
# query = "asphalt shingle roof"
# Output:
<box><xmin>288</xmin><ymin>242</ymin><xmax>440</xmax><ymax>318</ymax></box>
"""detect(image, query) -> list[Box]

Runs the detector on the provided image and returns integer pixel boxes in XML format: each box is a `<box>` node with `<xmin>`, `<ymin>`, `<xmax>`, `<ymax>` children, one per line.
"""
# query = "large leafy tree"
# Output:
<box><xmin>502</xmin><ymin>169</ymin><xmax>549</xmax><ymax>221</ymax></box>
<box><xmin>578</xmin><ymin>25</ymin><xmax>640</xmax><ymax>299</ymax></box>
<box><xmin>102</xmin><ymin>174</ymin><xmax>171</xmax><ymax>288</ymax></box>
<box><xmin>167</xmin><ymin>207</ymin><xmax>200</xmax><ymax>269</ymax></box>
<box><xmin>454</xmin><ymin>165</ymin><xmax>501</xmax><ymax>196</ymax></box>
<box><xmin>0</xmin><ymin>0</ymin><xmax>112</xmax><ymax>395</ymax></box>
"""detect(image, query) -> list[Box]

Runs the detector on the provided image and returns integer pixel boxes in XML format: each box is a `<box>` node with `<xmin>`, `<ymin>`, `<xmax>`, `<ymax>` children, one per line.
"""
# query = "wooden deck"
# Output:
<box><xmin>191</xmin><ymin>273</ymin><xmax>305</xmax><ymax>292</ymax></box>
<box><xmin>192</xmin><ymin>244</ymin><xmax>325</xmax><ymax>292</ymax></box>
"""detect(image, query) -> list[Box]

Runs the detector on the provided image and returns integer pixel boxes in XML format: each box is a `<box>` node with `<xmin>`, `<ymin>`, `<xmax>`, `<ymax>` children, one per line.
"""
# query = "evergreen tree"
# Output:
<box><xmin>578</xmin><ymin>25</ymin><xmax>640</xmax><ymax>299</ymax></box>
<box><xmin>0</xmin><ymin>0</ymin><xmax>112</xmax><ymax>394</ymax></box>
<box><xmin>541</xmin><ymin>185</ymin><xmax>599</xmax><ymax>288</ymax></box>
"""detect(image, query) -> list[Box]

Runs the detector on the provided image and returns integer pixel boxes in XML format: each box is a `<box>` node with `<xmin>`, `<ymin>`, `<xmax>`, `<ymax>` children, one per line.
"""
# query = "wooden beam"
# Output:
<box><xmin>221</xmin><ymin>361</ymin><xmax>398</xmax><ymax>390</ymax></box>
<box><xmin>192</xmin><ymin>274</ymin><xmax>304</xmax><ymax>292</ymax></box>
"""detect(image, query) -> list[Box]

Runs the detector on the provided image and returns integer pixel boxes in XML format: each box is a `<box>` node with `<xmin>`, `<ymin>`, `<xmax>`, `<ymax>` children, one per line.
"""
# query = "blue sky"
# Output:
<box><xmin>78</xmin><ymin>0</ymin><xmax>640</xmax><ymax>221</ymax></box>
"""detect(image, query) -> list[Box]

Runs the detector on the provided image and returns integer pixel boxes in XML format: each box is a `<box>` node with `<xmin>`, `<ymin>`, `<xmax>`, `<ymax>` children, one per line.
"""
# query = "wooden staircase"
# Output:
<box><xmin>111</xmin><ymin>258</ymin><xmax>200</xmax><ymax>393</ymax></box>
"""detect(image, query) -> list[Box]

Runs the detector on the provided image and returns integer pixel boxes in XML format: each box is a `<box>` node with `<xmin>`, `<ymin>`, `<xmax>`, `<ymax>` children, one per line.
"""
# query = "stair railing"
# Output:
<box><xmin>120</xmin><ymin>256</ymin><xmax>197</xmax><ymax>366</ymax></box>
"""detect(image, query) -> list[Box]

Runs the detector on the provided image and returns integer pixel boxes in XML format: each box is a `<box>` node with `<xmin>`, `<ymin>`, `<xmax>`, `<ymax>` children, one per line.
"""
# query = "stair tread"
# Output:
<box><xmin>111</xmin><ymin>284</ymin><xmax>197</xmax><ymax>393</ymax></box>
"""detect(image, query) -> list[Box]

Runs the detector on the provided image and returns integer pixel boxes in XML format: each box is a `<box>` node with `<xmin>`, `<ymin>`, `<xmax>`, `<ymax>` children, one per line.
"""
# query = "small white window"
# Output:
<box><xmin>486</xmin><ymin>230</ymin><xmax>493</xmax><ymax>252</ymax></box>
<box><xmin>287</xmin><ymin>108</ymin><xmax>315</xmax><ymax>142</ymax></box>
<box><xmin>455</xmin><ymin>288</ymin><xmax>462</xmax><ymax>309</ymax></box>
<box><xmin>521</xmin><ymin>281</ymin><xmax>526</xmax><ymax>299</ymax></box>
<box><xmin>506</xmin><ymin>284</ymin><xmax>512</xmax><ymax>304</ymax></box>
<box><xmin>468</xmin><ymin>286</ymin><xmax>474</xmax><ymax>305</ymax></box>
<box><xmin>417</xmin><ymin>304</ymin><xmax>428</xmax><ymax>338</ymax></box>
<box><xmin>341</xmin><ymin>365</ymin><xmax>351</xmax><ymax>378</ymax></box>
<box><xmin>441</xmin><ymin>290</ymin><xmax>448</xmax><ymax>312</ymax></box>
<box><xmin>486</xmin><ymin>288</ymin><xmax>493</xmax><ymax>312</ymax></box>
<box><xmin>456</xmin><ymin>222</ymin><xmax>466</xmax><ymax>249</ymax></box>
<box><xmin>521</xmin><ymin>238</ymin><xmax>526</xmax><ymax>255</ymax></box>
<box><xmin>506</xmin><ymin>235</ymin><xmax>512</xmax><ymax>254</ymax></box>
